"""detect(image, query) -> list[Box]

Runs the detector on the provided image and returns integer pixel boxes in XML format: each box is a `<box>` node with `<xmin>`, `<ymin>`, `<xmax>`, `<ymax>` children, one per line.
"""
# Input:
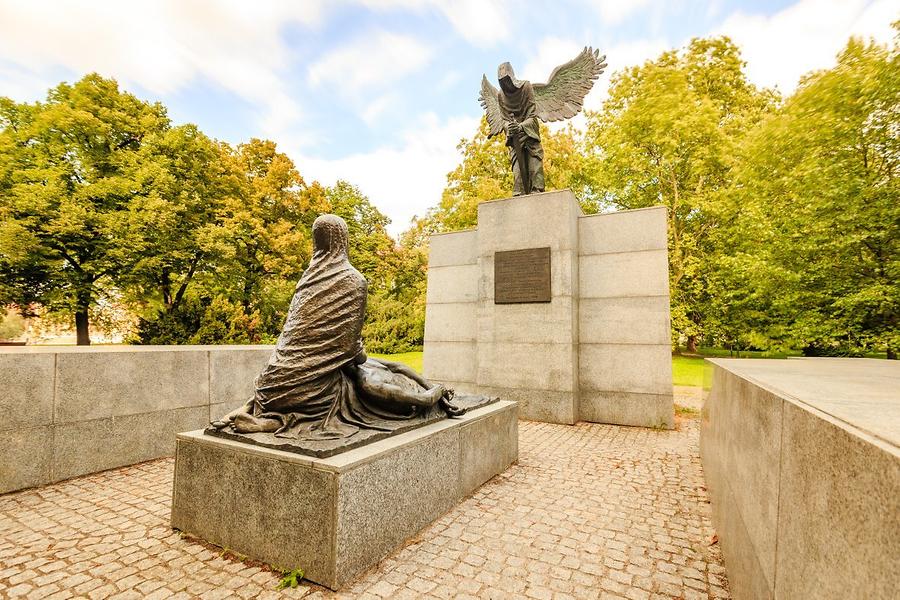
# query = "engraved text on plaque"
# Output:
<box><xmin>494</xmin><ymin>247</ymin><xmax>551</xmax><ymax>304</ymax></box>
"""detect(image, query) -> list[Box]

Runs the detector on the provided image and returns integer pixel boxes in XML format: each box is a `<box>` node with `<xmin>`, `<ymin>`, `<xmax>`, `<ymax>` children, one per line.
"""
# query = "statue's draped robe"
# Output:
<box><xmin>249</xmin><ymin>215</ymin><xmax>439</xmax><ymax>439</ymax></box>
<box><xmin>498</xmin><ymin>81</ymin><xmax>545</xmax><ymax>195</ymax></box>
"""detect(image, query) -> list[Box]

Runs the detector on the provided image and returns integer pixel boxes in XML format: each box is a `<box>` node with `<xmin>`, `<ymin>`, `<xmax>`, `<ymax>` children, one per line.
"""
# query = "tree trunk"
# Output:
<box><xmin>75</xmin><ymin>288</ymin><xmax>91</xmax><ymax>346</ymax></box>
<box><xmin>75</xmin><ymin>308</ymin><xmax>91</xmax><ymax>346</ymax></box>
<box><xmin>686</xmin><ymin>335</ymin><xmax>698</xmax><ymax>354</ymax></box>
<box><xmin>888</xmin><ymin>346</ymin><xmax>897</xmax><ymax>360</ymax></box>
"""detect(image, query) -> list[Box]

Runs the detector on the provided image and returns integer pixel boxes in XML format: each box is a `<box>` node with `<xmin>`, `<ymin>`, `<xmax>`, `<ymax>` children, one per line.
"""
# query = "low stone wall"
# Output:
<box><xmin>701</xmin><ymin>358</ymin><xmax>900</xmax><ymax>600</ymax></box>
<box><xmin>1</xmin><ymin>345</ymin><xmax>273</xmax><ymax>494</ymax></box>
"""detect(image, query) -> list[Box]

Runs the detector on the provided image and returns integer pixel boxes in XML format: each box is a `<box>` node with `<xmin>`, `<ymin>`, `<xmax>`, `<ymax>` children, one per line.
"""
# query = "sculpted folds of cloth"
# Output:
<box><xmin>479</xmin><ymin>47</ymin><xmax>607</xmax><ymax>195</ymax></box>
<box><xmin>212</xmin><ymin>214</ymin><xmax>466</xmax><ymax>442</ymax></box>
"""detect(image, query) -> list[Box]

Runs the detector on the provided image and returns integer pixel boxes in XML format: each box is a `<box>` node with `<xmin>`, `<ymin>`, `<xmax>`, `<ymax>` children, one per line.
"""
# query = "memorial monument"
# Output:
<box><xmin>172</xmin><ymin>214</ymin><xmax>518</xmax><ymax>589</ymax></box>
<box><xmin>207</xmin><ymin>214</ymin><xmax>478</xmax><ymax>455</ymax></box>
<box><xmin>480</xmin><ymin>47</ymin><xmax>607</xmax><ymax>195</ymax></box>
<box><xmin>424</xmin><ymin>49</ymin><xmax>673</xmax><ymax>428</ymax></box>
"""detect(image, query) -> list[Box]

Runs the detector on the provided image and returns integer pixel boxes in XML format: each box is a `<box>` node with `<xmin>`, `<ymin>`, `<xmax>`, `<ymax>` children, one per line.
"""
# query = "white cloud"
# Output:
<box><xmin>0</xmin><ymin>0</ymin><xmax>326</xmax><ymax>140</ymax></box>
<box><xmin>522</xmin><ymin>36</ymin><xmax>668</xmax><ymax>132</ymax></box>
<box><xmin>521</xmin><ymin>37</ymin><xmax>585</xmax><ymax>84</ymax></box>
<box><xmin>308</xmin><ymin>30</ymin><xmax>434</xmax><ymax>91</ymax></box>
<box><xmin>716</xmin><ymin>0</ymin><xmax>897</xmax><ymax>93</ymax></box>
<box><xmin>591</xmin><ymin>0</ymin><xmax>653</xmax><ymax>25</ymax></box>
<box><xmin>358</xmin><ymin>0</ymin><xmax>511</xmax><ymax>46</ymax></box>
<box><xmin>295</xmin><ymin>113</ymin><xmax>479</xmax><ymax>236</ymax></box>
<box><xmin>430</xmin><ymin>0</ymin><xmax>511</xmax><ymax>46</ymax></box>
<box><xmin>360</xmin><ymin>92</ymin><xmax>400</xmax><ymax>125</ymax></box>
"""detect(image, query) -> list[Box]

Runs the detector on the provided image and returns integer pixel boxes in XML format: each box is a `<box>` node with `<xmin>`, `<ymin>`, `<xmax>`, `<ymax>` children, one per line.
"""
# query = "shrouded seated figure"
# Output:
<box><xmin>211</xmin><ymin>214</ymin><xmax>464</xmax><ymax>440</ymax></box>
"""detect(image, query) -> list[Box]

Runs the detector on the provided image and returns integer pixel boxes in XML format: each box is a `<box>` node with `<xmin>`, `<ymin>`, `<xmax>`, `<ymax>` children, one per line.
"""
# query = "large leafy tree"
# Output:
<box><xmin>0</xmin><ymin>74</ymin><xmax>169</xmax><ymax>344</ymax></box>
<box><xmin>729</xmin><ymin>34</ymin><xmax>899</xmax><ymax>357</ymax></box>
<box><xmin>205</xmin><ymin>138</ymin><xmax>320</xmax><ymax>327</ymax></box>
<box><xmin>586</xmin><ymin>37</ymin><xmax>775</xmax><ymax>350</ymax></box>
<box><xmin>126</xmin><ymin>125</ymin><xmax>240</xmax><ymax>315</ymax></box>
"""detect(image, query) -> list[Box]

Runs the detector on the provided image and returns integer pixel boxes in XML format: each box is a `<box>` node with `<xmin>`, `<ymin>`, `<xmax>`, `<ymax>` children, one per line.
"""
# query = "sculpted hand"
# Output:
<box><xmin>507</xmin><ymin>121</ymin><xmax>521</xmax><ymax>138</ymax></box>
<box><xmin>439</xmin><ymin>388</ymin><xmax>466</xmax><ymax>417</ymax></box>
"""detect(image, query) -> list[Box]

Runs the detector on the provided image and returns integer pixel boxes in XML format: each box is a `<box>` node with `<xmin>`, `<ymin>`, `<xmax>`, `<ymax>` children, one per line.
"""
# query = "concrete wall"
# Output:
<box><xmin>701</xmin><ymin>358</ymin><xmax>900</xmax><ymax>600</ymax></box>
<box><xmin>578</xmin><ymin>207</ymin><xmax>673</xmax><ymax>428</ymax></box>
<box><xmin>424</xmin><ymin>228</ymin><xmax>479</xmax><ymax>396</ymax></box>
<box><xmin>423</xmin><ymin>189</ymin><xmax>673</xmax><ymax>427</ymax></box>
<box><xmin>1</xmin><ymin>345</ymin><xmax>272</xmax><ymax>494</ymax></box>
<box><xmin>474</xmin><ymin>192</ymin><xmax>580</xmax><ymax>424</ymax></box>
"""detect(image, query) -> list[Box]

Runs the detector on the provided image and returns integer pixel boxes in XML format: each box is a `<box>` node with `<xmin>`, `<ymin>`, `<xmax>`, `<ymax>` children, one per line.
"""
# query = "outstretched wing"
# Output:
<box><xmin>533</xmin><ymin>47</ymin><xmax>607</xmax><ymax>122</ymax></box>
<box><xmin>479</xmin><ymin>75</ymin><xmax>505</xmax><ymax>137</ymax></box>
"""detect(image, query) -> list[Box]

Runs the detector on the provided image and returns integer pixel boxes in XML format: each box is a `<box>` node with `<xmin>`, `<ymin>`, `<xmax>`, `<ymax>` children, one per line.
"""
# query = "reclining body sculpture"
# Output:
<box><xmin>212</xmin><ymin>214</ymin><xmax>463</xmax><ymax>440</ymax></box>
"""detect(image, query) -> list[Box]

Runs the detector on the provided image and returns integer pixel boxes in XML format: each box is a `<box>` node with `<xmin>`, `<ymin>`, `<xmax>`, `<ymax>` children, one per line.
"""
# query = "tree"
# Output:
<box><xmin>126</xmin><ymin>125</ymin><xmax>240</xmax><ymax>316</ymax></box>
<box><xmin>729</xmin><ymin>33</ymin><xmax>899</xmax><ymax>357</ymax></box>
<box><xmin>0</xmin><ymin>74</ymin><xmax>170</xmax><ymax>344</ymax></box>
<box><xmin>204</xmin><ymin>138</ymin><xmax>320</xmax><ymax>331</ymax></box>
<box><xmin>586</xmin><ymin>37</ymin><xmax>775</xmax><ymax>351</ymax></box>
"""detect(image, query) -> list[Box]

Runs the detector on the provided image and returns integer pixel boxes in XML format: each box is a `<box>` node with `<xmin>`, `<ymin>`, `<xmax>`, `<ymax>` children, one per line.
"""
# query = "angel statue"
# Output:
<box><xmin>479</xmin><ymin>47</ymin><xmax>607</xmax><ymax>196</ymax></box>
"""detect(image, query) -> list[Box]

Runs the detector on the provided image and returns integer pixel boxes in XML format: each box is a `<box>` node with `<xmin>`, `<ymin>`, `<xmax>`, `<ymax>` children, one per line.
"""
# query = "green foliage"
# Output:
<box><xmin>586</xmin><ymin>37</ymin><xmax>776</xmax><ymax>349</ymax></box>
<box><xmin>726</xmin><ymin>33</ymin><xmax>899</xmax><ymax>356</ymax></box>
<box><xmin>276</xmin><ymin>568</ymin><xmax>304</xmax><ymax>590</ymax></box>
<box><xmin>0</xmin><ymin>74</ymin><xmax>423</xmax><ymax>352</ymax></box>
<box><xmin>363</xmin><ymin>290</ymin><xmax>425</xmax><ymax>353</ymax></box>
<box><xmin>0</xmin><ymin>74</ymin><xmax>170</xmax><ymax>343</ymax></box>
<box><xmin>129</xmin><ymin>294</ymin><xmax>272</xmax><ymax>345</ymax></box>
<box><xmin>0</xmin><ymin>307</ymin><xmax>25</xmax><ymax>340</ymax></box>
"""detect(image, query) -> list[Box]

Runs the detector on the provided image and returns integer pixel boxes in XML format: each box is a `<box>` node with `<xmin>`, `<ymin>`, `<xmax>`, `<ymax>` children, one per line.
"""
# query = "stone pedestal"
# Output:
<box><xmin>424</xmin><ymin>190</ymin><xmax>673</xmax><ymax>428</ymax></box>
<box><xmin>702</xmin><ymin>358</ymin><xmax>900</xmax><ymax>600</ymax></box>
<box><xmin>171</xmin><ymin>400</ymin><xmax>518</xmax><ymax>590</ymax></box>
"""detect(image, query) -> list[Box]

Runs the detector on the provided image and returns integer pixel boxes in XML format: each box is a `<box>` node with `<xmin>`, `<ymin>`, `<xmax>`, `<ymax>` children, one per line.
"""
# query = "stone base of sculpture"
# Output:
<box><xmin>172</xmin><ymin>400</ymin><xmax>518</xmax><ymax>590</ymax></box>
<box><xmin>205</xmin><ymin>393</ymin><xmax>498</xmax><ymax>458</ymax></box>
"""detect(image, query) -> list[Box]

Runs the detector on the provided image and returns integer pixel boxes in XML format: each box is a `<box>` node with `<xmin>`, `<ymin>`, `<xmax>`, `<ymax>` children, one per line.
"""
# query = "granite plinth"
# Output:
<box><xmin>171</xmin><ymin>400</ymin><xmax>518</xmax><ymax>590</ymax></box>
<box><xmin>204</xmin><ymin>394</ymin><xmax>498</xmax><ymax>458</ymax></box>
<box><xmin>423</xmin><ymin>191</ymin><xmax>673</xmax><ymax>428</ymax></box>
<box><xmin>701</xmin><ymin>358</ymin><xmax>900</xmax><ymax>600</ymax></box>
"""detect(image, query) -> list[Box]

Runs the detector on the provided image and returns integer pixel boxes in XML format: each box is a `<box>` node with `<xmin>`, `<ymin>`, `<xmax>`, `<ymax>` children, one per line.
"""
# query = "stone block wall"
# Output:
<box><xmin>0</xmin><ymin>345</ymin><xmax>272</xmax><ymax>494</ymax></box>
<box><xmin>424</xmin><ymin>228</ymin><xmax>479</xmax><ymax>394</ymax></box>
<box><xmin>423</xmin><ymin>189</ymin><xmax>673</xmax><ymax>427</ymax></box>
<box><xmin>701</xmin><ymin>358</ymin><xmax>900</xmax><ymax>600</ymax></box>
<box><xmin>578</xmin><ymin>208</ymin><xmax>673</xmax><ymax>427</ymax></box>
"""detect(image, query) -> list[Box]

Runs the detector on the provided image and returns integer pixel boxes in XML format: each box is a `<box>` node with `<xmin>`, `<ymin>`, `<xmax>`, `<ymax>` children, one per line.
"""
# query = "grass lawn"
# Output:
<box><xmin>672</xmin><ymin>355</ymin><xmax>714</xmax><ymax>390</ymax></box>
<box><xmin>375</xmin><ymin>351</ymin><xmax>715</xmax><ymax>390</ymax></box>
<box><xmin>374</xmin><ymin>350</ymin><xmax>806</xmax><ymax>392</ymax></box>
<box><xmin>369</xmin><ymin>351</ymin><xmax>423</xmax><ymax>373</ymax></box>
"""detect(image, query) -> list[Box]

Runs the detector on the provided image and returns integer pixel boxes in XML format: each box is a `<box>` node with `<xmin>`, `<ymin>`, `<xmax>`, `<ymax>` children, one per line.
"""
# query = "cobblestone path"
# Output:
<box><xmin>0</xmin><ymin>417</ymin><xmax>728</xmax><ymax>599</ymax></box>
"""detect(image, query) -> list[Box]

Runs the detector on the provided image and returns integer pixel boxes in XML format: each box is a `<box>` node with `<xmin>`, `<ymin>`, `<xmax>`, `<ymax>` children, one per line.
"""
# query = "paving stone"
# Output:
<box><xmin>0</xmin><ymin>419</ymin><xmax>728</xmax><ymax>598</ymax></box>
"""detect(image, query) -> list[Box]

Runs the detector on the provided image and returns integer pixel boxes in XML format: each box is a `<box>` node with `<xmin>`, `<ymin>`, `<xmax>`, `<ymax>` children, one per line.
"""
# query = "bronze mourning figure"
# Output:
<box><xmin>209</xmin><ymin>214</ymin><xmax>493</xmax><ymax>457</ymax></box>
<box><xmin>479</xmin><ymin>47</ymin><xmax>607</xmax><ymax>195</ymax></box>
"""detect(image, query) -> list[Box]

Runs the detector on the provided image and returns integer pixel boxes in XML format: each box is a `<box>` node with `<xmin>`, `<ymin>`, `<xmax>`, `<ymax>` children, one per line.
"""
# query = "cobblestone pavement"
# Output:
<box><xmin>0</xmin><ymin>416</ymin><xmax>728</xmax><ymax>600</ymax></box>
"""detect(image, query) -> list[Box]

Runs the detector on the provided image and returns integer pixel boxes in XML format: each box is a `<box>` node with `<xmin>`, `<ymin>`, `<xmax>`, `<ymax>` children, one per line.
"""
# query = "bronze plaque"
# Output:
<box><xmin>494</xmin><ymin>247</ymin><xmax>551</xmax><ymax>304</ymax></box>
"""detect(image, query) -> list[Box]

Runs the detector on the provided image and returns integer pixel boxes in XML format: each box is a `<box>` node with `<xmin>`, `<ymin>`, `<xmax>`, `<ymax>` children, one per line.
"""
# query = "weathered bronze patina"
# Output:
<box><xmin>494</xmin><ymin>247</ymin><xmax>552</xmax><ymax>304</ymax></box>
<box><xmin>209</xmin><ymin>214</ymin><xmax>494</xmax><ymax>456</ymax></box>
<box><xmin>479</xmin><ymin>47</ymin><xmax>607</xmax><ymax>195</ymax></box>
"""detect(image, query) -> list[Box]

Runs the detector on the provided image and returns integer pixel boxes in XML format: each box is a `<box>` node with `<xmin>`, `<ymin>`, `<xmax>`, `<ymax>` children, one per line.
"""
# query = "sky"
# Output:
<box><xmin>0</xmin><ymin>0</ymin><xmax>896</xmax><ymax>236</ymax></box>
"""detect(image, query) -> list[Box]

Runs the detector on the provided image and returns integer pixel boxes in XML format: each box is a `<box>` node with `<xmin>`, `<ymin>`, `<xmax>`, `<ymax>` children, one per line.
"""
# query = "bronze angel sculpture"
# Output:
<box><xmin>480</xmin><ymin>47</ymin><xmax>607</xmax><ymax>195</ymax></box>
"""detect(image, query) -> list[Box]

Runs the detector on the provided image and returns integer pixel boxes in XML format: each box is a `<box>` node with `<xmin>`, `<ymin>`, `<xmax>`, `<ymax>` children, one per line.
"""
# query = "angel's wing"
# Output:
<box><xmin>479</xmin><ymin>75</ymin><xmax>505</xmax><ymax>137</ymax></box>
<box><xmin>533</xmin><ymin>47</ymin><xmax>607</xmax><ymax>122</ymax></box>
